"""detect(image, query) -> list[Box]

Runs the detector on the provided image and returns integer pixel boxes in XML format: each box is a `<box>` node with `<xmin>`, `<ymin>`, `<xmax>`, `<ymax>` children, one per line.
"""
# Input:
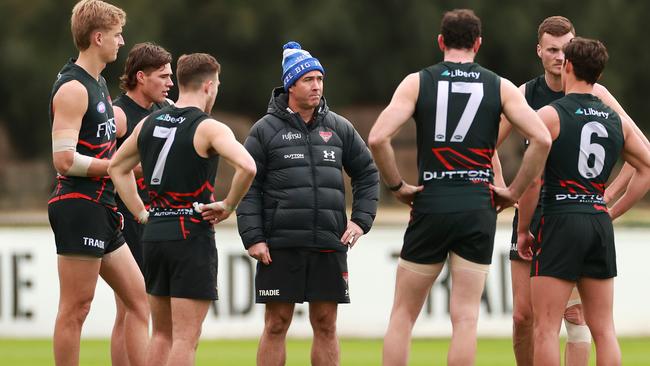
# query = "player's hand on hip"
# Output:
<box><xmin>490</xmin><ymin>184</ymin><xmax>517</xmax><ymax>213</ymax></box>
<box><xmin>248</xmin><ymin>242</ymin><xmax>271</xmax><ymax>265</ymax></box>
<box><xmin>340</xmin><ymin>221</ymin><xmax>364</xmax><ymax>249</ymax></box>
<box><xmin>516</xmin><ymin>231</ymin><xmax>534</xmax><ymax>261</ymax></box>
<box><xmin>194</xmin><ymin>201</ymin><xmax>234</xmax><ymax>224</ymax></box>
<box><xmin>392</xmin><ymin>182</ymin><xmax>424</xmax><ymax>207</ymax></box>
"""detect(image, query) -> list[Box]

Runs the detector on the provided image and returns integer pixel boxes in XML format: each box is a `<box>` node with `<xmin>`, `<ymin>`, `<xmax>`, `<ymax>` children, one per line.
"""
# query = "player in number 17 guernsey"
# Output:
<box><xmin>413</xmin><ymin>62</ymin><xmax>501</xmax><ymax>213</ymax></box>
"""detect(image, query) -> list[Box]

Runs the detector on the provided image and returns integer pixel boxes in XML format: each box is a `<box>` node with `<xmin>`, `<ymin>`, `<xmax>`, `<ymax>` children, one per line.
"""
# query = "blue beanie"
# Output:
<box><xmin>281</xmin><ymin>41</ymin><xmax>325</xmax><ymax>91</ymax></box>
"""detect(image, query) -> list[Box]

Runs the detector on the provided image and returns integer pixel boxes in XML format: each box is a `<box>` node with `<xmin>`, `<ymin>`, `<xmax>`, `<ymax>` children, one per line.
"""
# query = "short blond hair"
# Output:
<box><xmin>71</xmin><ymin>0</ymin><xmax>126</xmax><ymax>51</ymax></box>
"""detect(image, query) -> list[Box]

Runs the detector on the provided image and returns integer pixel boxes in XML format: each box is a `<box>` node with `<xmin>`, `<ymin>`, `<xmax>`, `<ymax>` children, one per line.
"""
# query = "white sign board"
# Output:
<box><xmin>0</xmin><ymin>226</ymin><xmax>648</xmax><ymax>338</ymax></box>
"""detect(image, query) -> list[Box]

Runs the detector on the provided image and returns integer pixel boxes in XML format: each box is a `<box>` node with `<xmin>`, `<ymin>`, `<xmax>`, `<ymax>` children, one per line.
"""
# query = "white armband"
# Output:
<box><xmin>52</xmin><ymin>129</ymin><xmax>79</xmax><ymax>153</ymax></box>
<box><xmin>53</xmin><ymin>129</ymin><xmax>92</xmax><ymax>176</ymax></box>
<box><xmin>66</xmin><ymin>153</ymin><xmax>93</xmax><ymax>176</ymax></box>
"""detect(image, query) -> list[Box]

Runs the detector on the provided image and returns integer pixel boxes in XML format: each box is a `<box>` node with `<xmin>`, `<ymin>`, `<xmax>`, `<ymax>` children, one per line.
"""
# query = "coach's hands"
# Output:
<box><xmin>392</xmin><ymin>182</ymin><xmax>423</xmax><ymax>207</ymax></box>
<box><xmin>516</xmin><ymin>231</ymin><xmax>534</xmax><ymax>261</ymax></box>
<box><xmin>341</xmin><ymin>221</ymin><xmax>364</xmax><ymax>249</ymax></box>
<box><xmin>248</xmin><ymin>242</ymin><xmax>271</xmax><ymax>265</ymax></box>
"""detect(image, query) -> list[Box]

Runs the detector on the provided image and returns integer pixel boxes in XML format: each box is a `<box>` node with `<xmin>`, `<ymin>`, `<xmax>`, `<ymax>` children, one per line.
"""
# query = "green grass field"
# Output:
<box><xmin>1</xmin><ymin>337</ymin><xmax>648</xmax><ymax>365</ymax></box>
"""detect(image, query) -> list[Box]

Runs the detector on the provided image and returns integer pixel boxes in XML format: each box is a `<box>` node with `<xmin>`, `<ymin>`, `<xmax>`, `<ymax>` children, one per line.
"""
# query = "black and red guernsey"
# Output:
<box><xmin>113</xmin><ymin>94</ymin><xmax>170</xmax><ymax>218</ymax></box>
<box><xmin>48</xmin><ymin>59</ymin><xmax>117</xmax><ymax>207</ymax></box>
<box><xmin>542</xmin><ymin>93</ymin><xmax>623</xmax><ymax>215</ymax></box>
<box><xmin>412</xmin><ymin>62</ymin><xmax>502</xmax><ymax>213</ymax></box>
<box><xmin>138</xmin><ymin>106</ymin><xmax>219</xmax><ymax>241</ymax></box>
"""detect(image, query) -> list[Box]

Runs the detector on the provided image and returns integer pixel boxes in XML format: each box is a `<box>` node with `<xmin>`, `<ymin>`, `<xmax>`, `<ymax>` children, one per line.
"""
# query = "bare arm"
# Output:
<box><xmin>492</xmin><ymin>150</ymin><xmax>506</xmax><ymax>188</ymax></box>
<box><xmin>195</xmin><ymin>120</ymin><xmax>256</xmax><ymax>221</ymax></box>
<box><xmin>593</xmin><ymin>84</ymin><xmax>650</xmax><ymax>201</ymax></box>
<box><xmin>368</xmin><ymin>73</ymin><xmax>423</xmax><ymax>206</ymax></box>
<box><xmin>114</xmin><ymin>104</ymin><xmax>127</xmax><ymax>139</ymax></box>
<box><xmin>495</xmin><ymin>84</ymin><xmax>525</xmax><ymax>149</ymax></box>
<box><xmin>108</xmin><ymin>120</ymin><xmax>148</xmax><ymax>221</ymax></box>
<box><xmin>608</xmin><ymin>117</ymin><xmax>650</xmax><ymax>220</ymax></box>
<box><xmin>514</xmin><ymin>105</ymin><xmax>558</xmax><ymax>237</ymax></box>
<box><xmin>51</xmin><ymin>81</ymin><xmax>110</xmax><ymax>177</ymax></box>
<box><xmin>113</xmin><ymin>104</ymin><xmax>145</xmax><ymax>178</ymax></box>
<box><xmin>491</xmin><ymin>79</ymin><xmax>551</xmax><ymax>211</ymax></box>
<box><xmin>604</xmin><ymin>164</ymin><xmax>634</xmax><ymax>203</ymax></box>
<box><xmin>514</xmin><ymin>177</ymin><xmax>541</xmax><ymax>260</ymax></box>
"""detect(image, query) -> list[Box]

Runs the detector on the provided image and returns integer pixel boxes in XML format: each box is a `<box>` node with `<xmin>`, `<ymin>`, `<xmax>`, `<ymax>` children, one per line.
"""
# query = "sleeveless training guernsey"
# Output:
<box><xmin>48</xmin><ymin>59</ymin><xmax>117</xmax><ymax>207</ymax></box>
<box><xmin>412</xmin><ymin>61</ymin><xmax>502</xmax><ymax>213</ymax></box>
<box><xmin>542</xmin><ymin>93</ymin><xmax>623</xmax><ymax>215</ymax></box>
<box><xmin>138</xmin><ymin>106</ymin><xmax>219</xmax><ymax>241</ymax></box>
<box><xmin>113</xmin><ymin>94</ymin><xmax>169</xmax><ymax>211</ymax></box>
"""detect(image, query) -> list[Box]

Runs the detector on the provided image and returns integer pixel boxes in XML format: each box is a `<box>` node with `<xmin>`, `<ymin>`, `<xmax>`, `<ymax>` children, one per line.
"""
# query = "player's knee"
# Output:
<box><xmin>450</xmin><ymin>309</ymin><xmax>478</xmax><ymax>329</ymax></box>
<box><xmin>564</xmin><ymin>318</ymin><xmax>591</xmax><ymax>344</ymax></box>
<box><xmin>59</xmin><ymin>296</ymin><xmax>93</xmax><ymax>325</ymax></box>
<box><xmin>310</xmin><ymin>312</ymin><xmax>337</xmax><ymax>337</ymax></box>
<box><xmin>264</xmin><ymin>314</ymin><xmax>292</xmax><ymax>336</ymax></box>
<box><xmin>512</xmin><ymin>308</ymin><xmax>533</xmax><ymax>329</ymax></box>
<box><xmin>121</xmin><ymin>295</ymin><xmax>149</xmax><ymax>322</ymax></box>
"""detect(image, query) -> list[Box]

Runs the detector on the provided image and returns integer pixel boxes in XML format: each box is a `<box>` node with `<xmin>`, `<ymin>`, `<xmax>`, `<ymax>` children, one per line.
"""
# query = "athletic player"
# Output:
<box><xmin>493</xmin><ymin>16</ymin><xmax>650</xmax><ymax>366</ymax></box>
<box><xmin>48</xmin><ymin>1</ymin><xmax>149</xmax><ymax>365</ymax></box>
<box><xmin>109</xmin><ymin>53</ymin><xmax>256</xmax><ymax>366</ymax></box>
<box><xmin>368</xmin><ymin>9</ymin><xmax>551</xmax><ymax>366</ymax></box>
<box><xmin>516</xmin><ymin>37</ymin><xmax>650</xmax><ymax>366</ymax></box>
<box><xmin>111</xmin><ymin>42</ymin><xmax>173</xmax><ymax>366</ymax></box>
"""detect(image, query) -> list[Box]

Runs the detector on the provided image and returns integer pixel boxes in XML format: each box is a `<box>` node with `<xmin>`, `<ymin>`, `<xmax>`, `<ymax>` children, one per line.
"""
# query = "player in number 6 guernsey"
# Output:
<box><xmin>368</xmin><ymin>9</ymin><xmax>551</xmax><ymax>366</ymax></box>
<box><xmin>515</xmin><ymin>38</ymin><xmax>650</xmax><ymax>366</ymax></box>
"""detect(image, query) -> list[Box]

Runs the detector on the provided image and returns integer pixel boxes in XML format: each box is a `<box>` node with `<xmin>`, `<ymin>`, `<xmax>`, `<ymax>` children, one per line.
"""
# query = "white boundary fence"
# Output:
<box><xmin>0</xmin><ymin>225</ymin><xmax>648</xmax><ymax>338</ymax></box>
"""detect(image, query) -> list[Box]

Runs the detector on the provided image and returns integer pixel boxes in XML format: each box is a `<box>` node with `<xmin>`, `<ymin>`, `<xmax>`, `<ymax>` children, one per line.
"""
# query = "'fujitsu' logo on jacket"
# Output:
<box><xmin>282</xmin><ymin>132</ymin><xmax>302</xmax><ymax>140</ymax></box>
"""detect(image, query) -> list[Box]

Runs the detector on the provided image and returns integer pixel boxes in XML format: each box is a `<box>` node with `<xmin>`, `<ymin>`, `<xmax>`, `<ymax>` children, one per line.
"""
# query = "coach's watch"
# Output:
<box><xmin>388</xmin><ymin>180</ymin><xmax>404</xmax><ymax>192</ymax></box>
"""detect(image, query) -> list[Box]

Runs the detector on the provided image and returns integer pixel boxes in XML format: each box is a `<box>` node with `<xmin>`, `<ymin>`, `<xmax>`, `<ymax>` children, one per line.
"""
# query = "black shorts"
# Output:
<box><xmin>120</xmin><ymin>215</ymin><xmax>145</xmax><ymax>273</ymax></box>
<box><xmin>48</xmin><ymin>199</ymin><xmax>125</xmax><ymax>257</ymax></box>
<box><xmin>143</xmin><ymin>235</ymin><xmax>218</xmax><ymax>300</ymax></box>
<box><xmin>509</xmin><ymin>208</ymin><xmax>543</xmax><ymax>261</ymax></box>
<box><xmin>255</xmin><ymin>249</ymin><xmax>349</xmax><ymax>304</ymax></box>
<box><xmin>401</xmin><ymin>209</ymin><xmax>497</xmax><ymax>265</ymax></box>
<box><xmin>531</xmin><ymin>213</ymin><xmax>616</xmax><ymax>281</ymax></box>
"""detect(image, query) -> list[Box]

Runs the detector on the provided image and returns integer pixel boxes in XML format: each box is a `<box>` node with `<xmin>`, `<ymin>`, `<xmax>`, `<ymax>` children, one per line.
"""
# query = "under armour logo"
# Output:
<box><xmin>323</xmin><ymin>150</ymin><xmax>335</xmax><ymax>160</ymax></box>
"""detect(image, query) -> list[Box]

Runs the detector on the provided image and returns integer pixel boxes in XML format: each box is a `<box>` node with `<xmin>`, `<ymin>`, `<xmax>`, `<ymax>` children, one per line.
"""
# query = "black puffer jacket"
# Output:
<box><xmin>237</xmin><ymin>87</ymin><xmax>379</xmax><ymax>251</ymax></box>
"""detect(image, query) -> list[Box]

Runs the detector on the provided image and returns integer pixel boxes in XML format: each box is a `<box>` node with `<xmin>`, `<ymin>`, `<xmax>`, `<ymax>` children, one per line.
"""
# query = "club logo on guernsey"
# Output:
<box><xmin>575</xmin><ymin>108</ymin><xmax>609</xmax><ymax>119</ymax></box>
<box><xmin>156</xmin><ymin>114</ymin><xmax>186</xmax><ymax>124</ymax></box>
<box><xmin>259</xmin><ymin>289</ymin><xmax>280</xmax><ymax>297</ymax></box>
<box><xmin>96</xmin><ymin>101</ymin><xmax>106</xmax><ymax>113</ymax></box>
<box><xmin>441</xmin><ymin>69</ymin><xmax>481</xmax><ymax>79</ymax></box>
